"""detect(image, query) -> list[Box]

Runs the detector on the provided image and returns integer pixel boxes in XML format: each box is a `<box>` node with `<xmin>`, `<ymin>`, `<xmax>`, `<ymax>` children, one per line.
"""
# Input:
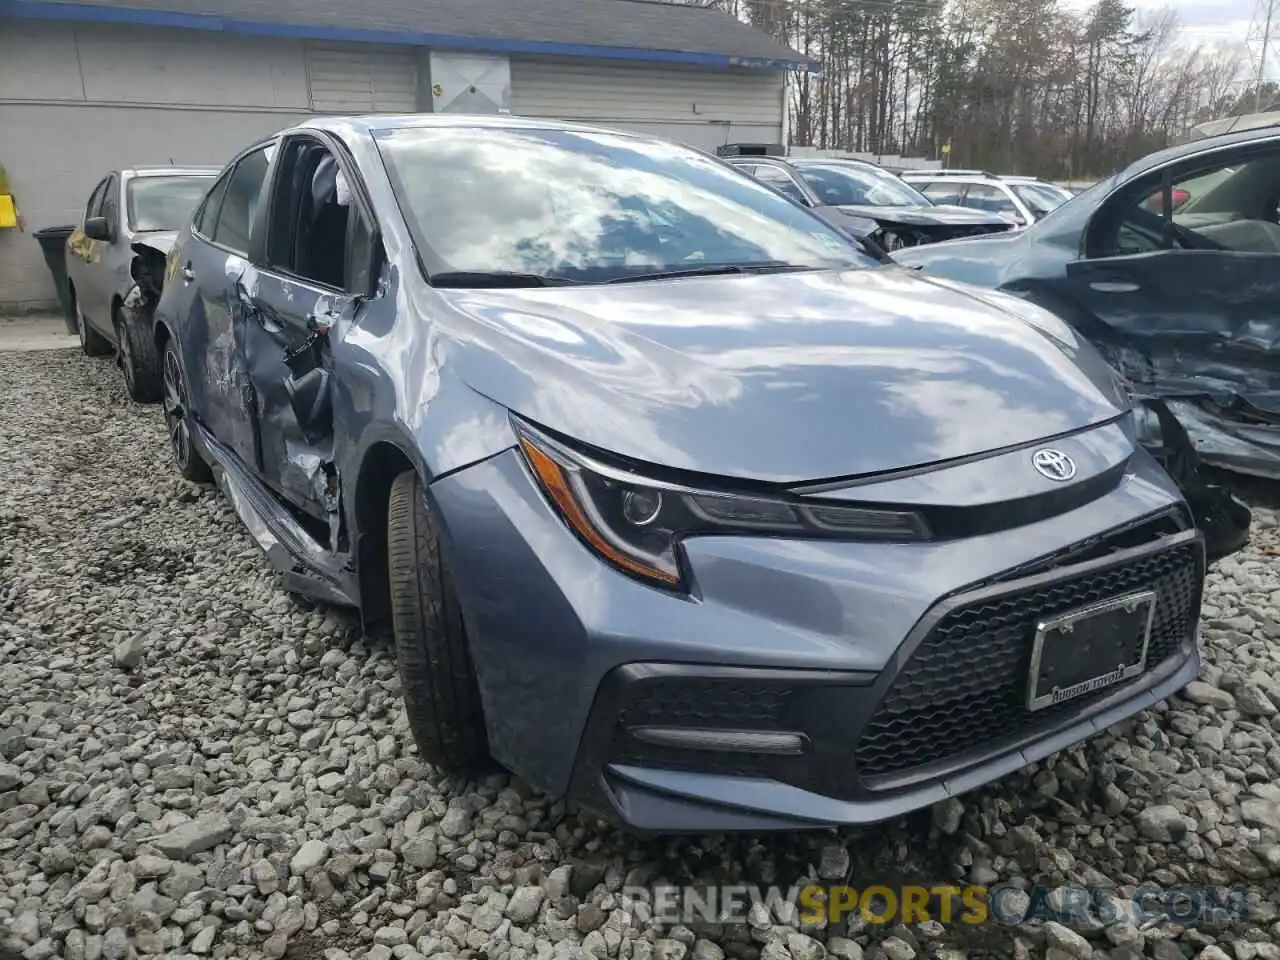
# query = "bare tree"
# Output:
<box><xmin>713</xmin><ymin>0</ymin><xmax>1252</xmax><ymax>177</ymax></box>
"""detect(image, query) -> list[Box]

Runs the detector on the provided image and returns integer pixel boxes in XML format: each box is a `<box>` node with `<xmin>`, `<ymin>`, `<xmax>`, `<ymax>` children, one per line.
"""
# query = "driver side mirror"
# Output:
<box><xmin>84</xmin><ymin>216</ymin><xmax>113</xmax><ymax>242</ymax></box>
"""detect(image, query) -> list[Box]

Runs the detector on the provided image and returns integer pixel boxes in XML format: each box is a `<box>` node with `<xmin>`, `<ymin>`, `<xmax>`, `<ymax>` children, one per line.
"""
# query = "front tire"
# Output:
<box><xmin>72</xmin><ymin>287</ymin><xmax>111</xmax><ymax>357</ymax></box>
<box><xmin>116</xmin><ymin>306</ymin><xmax>163</xmax><ymax>403</ymax></box>
<box><xmin>161</xmin><ymin>339</ymin><xmax>212</xmax><ymax>484</ymax></box>
<box><xmin>386</xmin><ymin>470</ymin><xmax>490</xmax><ymax>771</ymax></box>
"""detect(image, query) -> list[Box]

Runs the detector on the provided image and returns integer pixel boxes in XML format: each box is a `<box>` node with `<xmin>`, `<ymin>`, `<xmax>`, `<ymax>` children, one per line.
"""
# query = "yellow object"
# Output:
<box><xmin>0</xmin><ymin>194</ymin><xmax>17</xmax><ymax>229</ymax></box>
<box><xmin>941</xmin><ymin>141</ymin><xmax>952</xmax><ymax>155</ymax></box>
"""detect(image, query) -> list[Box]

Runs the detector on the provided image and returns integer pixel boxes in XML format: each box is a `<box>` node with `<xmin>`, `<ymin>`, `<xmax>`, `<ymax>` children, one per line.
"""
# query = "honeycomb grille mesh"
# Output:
<box><xmin>620</xmin><ymin>678</ymin><xmax>792</xmax><ymax>728</ymax></box>
<box><xmin>853</xmin><ymin>541</ymin><xmax>1201</xmax><ymax>780</ymax></box>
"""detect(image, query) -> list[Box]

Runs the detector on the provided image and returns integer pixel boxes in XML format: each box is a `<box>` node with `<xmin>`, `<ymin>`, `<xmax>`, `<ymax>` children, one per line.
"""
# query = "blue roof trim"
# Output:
<box><xmin>0</xmin><ymin>0</ymin><xmax>821</xmax><ymax>71</ymax></box>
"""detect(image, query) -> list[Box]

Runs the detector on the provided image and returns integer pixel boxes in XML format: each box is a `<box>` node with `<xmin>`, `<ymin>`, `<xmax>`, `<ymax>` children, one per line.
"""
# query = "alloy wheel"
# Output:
<box><xmin>162</xmin><ymin>349</ymin><xmax>191</xmax><ymax>468</ymax></box>
<box><xmin>118</xmin><ymin>321</ymin><xmax>135</xmax><ymax>392</ymax></box>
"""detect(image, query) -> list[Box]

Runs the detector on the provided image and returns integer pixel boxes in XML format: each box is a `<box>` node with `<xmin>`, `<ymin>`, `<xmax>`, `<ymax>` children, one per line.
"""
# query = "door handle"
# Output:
<box><xmin>181</xmin><ymin>263</ymin><xmax>195</xmax><ymax>282</ymax></box>
<box><xmin>1088</xmin><ymin>280</ymin><xmax>1140</xmax><ymax>293</ymax></box>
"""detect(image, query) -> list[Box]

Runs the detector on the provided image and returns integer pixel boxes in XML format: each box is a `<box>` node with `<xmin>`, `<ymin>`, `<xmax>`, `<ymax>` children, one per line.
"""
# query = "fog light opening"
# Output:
<box><xmin>629</xmin><ymin>727</ymin><xmax>808</xmax><ymax>756</ymax></box>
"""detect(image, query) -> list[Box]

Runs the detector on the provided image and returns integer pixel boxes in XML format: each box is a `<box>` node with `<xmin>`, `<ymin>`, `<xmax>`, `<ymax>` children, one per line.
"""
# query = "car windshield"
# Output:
<box><xmin>1010</xmin><ymin>182</ymin><xmax>1067</xmax><ymax>216</ymax></box>
<box><xmin>374</xmin><ymin>126</ymin><xmax>874</xmax><ymax>284</ymax></box>
<box><xmin>127</xmin><ymin>175</ymin><xmax>215</xmax><ymax>232</ymax></box>
<box><xmin>794</xmin><ymin>163</ymin><xmax>930</xmax><ymax>208</ymax></box>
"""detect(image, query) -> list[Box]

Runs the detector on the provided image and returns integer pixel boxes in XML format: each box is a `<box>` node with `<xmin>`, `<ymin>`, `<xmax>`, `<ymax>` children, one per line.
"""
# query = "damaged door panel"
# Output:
<box><xmin>1064</xmin><ymin>248</ymin><xmax>1280</xmax><ymax>478</ymax></box>
<box><xmin>242</xmin><ymin>271</ymin><xmax>345</xmax><ymax>540</ymax></box>
<box><xmin>179</xmin><ymin>147</ymin><xmax>274</xmax><ymax>472</ymax></box>
<box><xmin>236</xmin><ymin>133</ymin><xmax>381</xmax><ymax>556</ymax></box>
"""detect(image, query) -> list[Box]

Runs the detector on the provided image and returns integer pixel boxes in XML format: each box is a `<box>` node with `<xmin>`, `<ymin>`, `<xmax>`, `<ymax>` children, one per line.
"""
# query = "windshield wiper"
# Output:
<box><xmin>605</xmin><ymin>261</ymin><xmax>812</xmax><ymax>284</ymax></box>
<box><xmin>430</xmin><ymin>271</ymin><xmax>582</xmax><ymax>288</ymax></box>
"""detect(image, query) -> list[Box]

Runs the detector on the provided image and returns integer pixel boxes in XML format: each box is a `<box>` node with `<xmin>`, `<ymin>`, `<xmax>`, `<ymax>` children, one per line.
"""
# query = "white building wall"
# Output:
<box><xmin>0</xmin><ymin>22</ymin><xmax>416</xmax><ymax>309</ymax></box>
<box><xmin>0</xmin><ymin>22</ymin><xmax>787</xmax><ymax>309</ymax></box>
<box><xmin>510</xmin><ymin>57</ymin><xmax>784</xmax><ymax>152</ymax></box>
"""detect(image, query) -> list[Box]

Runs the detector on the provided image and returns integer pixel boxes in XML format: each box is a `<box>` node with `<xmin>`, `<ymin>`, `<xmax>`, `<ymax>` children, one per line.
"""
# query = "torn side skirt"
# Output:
<box><xmin>194</xmin><ymin>423</ymin><xmax>358</xmax><ymax>608</ymax></box>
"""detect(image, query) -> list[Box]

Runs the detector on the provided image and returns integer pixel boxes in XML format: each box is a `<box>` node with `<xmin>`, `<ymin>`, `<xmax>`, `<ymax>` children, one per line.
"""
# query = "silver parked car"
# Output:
<box><xmin>66</xmin><ymin>166</ymin><xmax>219</xmax><ymax>400</ymax></box>
<box><xmin>154</xmin><ymin>115</ymin><xmax>1208</xmax><ymax>832</ymax></box>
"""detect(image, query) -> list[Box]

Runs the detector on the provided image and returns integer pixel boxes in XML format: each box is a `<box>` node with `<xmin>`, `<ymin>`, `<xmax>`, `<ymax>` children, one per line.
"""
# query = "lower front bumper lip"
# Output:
<box><xmin>586</xmin><ymin>648</ymin><xmax>1198</xmax><ymax>834</ymax></box>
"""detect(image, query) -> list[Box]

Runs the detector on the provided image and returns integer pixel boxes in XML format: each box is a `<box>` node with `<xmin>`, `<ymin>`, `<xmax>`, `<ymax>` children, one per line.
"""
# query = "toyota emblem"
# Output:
<box><xmin>1031</xmin><ymin>448</ymin><xmax>1076</xmax><ymax>482</ymax></box>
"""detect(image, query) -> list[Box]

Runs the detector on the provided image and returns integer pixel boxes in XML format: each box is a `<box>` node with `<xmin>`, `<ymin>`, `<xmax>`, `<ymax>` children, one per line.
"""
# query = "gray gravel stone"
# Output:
<box><xmin>151</xmin><ymin>814</ymin><xmax>233</xmax><ymax>859</ymax></box>
<box><xmin>1044</xmin><ymin>922</ymin><xmax>1091</xmax><ymax>960</ymax></box>
<box><xmin>1182</xmin><ymin>680</ymin><xmax>1235</xmax><ymax>709</ymax></box>
<box><xmin>878</xmin><ymin>937</ymin><xmax>916</xmax><ymax>960</ymax></box>
<box><xmin>290</xmin><ymin>839</ymin><xmax>330</xmax><ymax>875</ymax></box>
<box><xmin>1136</xmin><ymin>804</ymin><xmax>1191</xmax><ymax>842</ymax></box>
<box><xmin>112</xmin><ymin>634</ymin><xmax>145</xmax><ymax>669</ymax></box>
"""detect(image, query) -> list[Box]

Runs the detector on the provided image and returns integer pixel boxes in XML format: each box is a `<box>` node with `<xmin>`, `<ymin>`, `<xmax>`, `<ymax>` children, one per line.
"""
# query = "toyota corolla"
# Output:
<box><xmin>154</xmin><ymin>115</ymin><xmax>1206</xmax><ymax>832</ymax></box>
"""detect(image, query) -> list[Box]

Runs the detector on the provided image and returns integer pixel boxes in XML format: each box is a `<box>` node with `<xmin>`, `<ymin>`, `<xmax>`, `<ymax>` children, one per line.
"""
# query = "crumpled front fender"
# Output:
<box><xmin>1134</xmin><ymin>397</ymin><xmax>1252</xmax><ymax>563</ymax></box>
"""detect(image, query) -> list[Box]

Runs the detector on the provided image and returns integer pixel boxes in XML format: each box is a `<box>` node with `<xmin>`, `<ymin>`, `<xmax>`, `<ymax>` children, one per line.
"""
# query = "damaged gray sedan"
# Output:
<box><xmin>154</xmin><ymin>116</ymin><xmax>1212</xmax><ymax>832</ymax></box>
<box><xmin>65</xmin><ymin>166</ymin><xmax>219</xmax><ymax>400</ymax></box>
<box><xmin>893</xmin><ymin>128</ymin><xmax>1280</xmax><ymax>556</ymax></box>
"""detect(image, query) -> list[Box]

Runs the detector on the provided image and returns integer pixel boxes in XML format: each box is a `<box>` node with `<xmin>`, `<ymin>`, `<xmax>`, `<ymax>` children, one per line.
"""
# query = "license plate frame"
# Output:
<box><xmin>1026</xmin><ymin>590</ymin><xmax>1157</xmax><ymax>713</ymax></box>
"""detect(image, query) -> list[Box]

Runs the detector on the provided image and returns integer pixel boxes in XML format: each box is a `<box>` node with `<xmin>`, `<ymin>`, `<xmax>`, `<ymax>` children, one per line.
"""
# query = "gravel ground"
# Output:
<box><xmin>3</xmin><ymin>349</ymin><xmax>1280</xmax><ymax>960</ymax></box>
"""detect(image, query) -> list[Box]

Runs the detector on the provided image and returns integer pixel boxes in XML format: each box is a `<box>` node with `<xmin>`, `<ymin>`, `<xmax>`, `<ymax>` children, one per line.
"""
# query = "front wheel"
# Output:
<box><xmin>386</xmin><ymin>470</ymin><xmax>490</xmax><ymax>771</ymax></box>
<box><xmin>116</xmin><ymin>306</ymin><xmax>162</xmax><ymax>403</ymax></box>
<box><xmin>161</xmin><ymin>339</ymin><xmax>212</xmax><ymax>484</ymax></box>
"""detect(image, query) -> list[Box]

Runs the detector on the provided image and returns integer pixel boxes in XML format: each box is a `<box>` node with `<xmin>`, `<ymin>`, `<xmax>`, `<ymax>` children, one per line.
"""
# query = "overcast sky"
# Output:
<box><xmin>1060</xmin><ymin>0</ymin><xmax>1274</xmax><ymax>84</ymax></box>
<box><xmin>1068</xmin><ymin>0</ymin><xmax>1255</xmax><ymax>52</ymax></box>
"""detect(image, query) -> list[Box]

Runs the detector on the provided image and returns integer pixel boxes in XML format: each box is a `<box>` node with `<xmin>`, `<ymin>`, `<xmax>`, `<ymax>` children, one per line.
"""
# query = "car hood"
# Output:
<box><xmin>436</xmin><ymin>266</ymin><xmax>1128</xmax><ymax>483</ymax></box>
<box><xmin>129</xmin><ymin>231</ymin><xmax>180</xmax><ymax>257</ymax></box>
<box><xmin>826</xmin><ymin>204</ymin><xmax>1013</xmax><ymax>227</ymax></box>
<box><xmin>889</xmin><ymin>229</ymin><xmax>1035</xmax><ymax>287</ymax></box>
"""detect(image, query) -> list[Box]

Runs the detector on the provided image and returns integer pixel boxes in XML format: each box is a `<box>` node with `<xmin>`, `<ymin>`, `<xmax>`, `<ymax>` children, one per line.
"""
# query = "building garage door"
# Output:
<box><xmin>0</xmin><ymin>22</ymin><xmax>417</xmax><ymax>308</ymax></box>
<box><xmin>510</xmin><ymin>57</ymin><xmax>783</xmax><ymax>153</ymax></box>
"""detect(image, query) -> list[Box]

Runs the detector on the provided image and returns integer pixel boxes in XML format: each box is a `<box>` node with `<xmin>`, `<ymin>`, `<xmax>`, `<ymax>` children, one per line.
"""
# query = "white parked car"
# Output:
<box><xmin>900</xmin><ymin>170</ymin><xmax>1069</xmax><ymax>225</ymax></box>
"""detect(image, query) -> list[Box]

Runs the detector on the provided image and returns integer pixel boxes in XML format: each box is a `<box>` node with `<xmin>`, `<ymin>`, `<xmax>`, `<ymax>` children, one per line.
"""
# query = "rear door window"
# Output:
<box><xmin>194</xmin><ymin>173</ymin><xmax>232</xmax><ymax>239</ymax></box>
<box><xmin>960</xmin><ymin>183</ymin><xmax>1020</xmax><ymax>217</ymax></box>
<box><xmin>1094</xmin><ymin>147</ymin><xmax>1280</xmax><ymax>257</ymax></box>
<box><xmin>753</xmin><ymin>165</ymin><xmax>810</xmax><ymax>204</ymax></box>
<box><xmin>919</xmin><ymin>181</ymin><xmax>964</xmax><ymax>205</ymax></box>
<box><xmin>212</xmin><ymin>147</ymin><xmax>272</xmax><ymax>256</ymax></box>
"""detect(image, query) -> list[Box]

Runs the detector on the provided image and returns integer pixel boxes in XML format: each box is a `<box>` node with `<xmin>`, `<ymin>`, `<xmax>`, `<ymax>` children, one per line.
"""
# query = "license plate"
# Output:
<box><xmin>1026</xmin><ymin>591</ymin><xmax>1156</xmax><ymax>712</ymax></box>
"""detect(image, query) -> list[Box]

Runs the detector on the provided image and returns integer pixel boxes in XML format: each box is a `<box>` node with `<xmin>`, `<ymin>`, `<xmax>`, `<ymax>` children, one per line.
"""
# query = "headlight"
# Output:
<box><xmin>514</xmin><ymin>418</ymin><xmax>931</xmax><ymax>589</ymax></box>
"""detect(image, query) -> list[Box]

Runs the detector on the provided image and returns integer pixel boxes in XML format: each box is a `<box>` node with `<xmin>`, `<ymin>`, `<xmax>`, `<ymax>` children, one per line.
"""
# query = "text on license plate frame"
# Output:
<box><xmin>1026</xmin><ymin>590</ymin><xmax>1157</xmax><ymax>713</ymax></box>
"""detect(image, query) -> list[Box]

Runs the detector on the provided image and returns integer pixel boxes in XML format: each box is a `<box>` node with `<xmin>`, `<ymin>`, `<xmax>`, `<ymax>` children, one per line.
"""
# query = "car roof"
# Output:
<box><xmin>122</xmin><ymin>166</ymin><xmax>221</xmax><ymax>177</ymax></box>
<box><xmin>296</xmin><ymin>112</ymin><xmax>667</xmax><ymax>143</ymax></box>
<box><xmin>1119</xmin><ymin>126</ymin><xmax>1280</xmax><ymax>179</ymax></box>
<box><xmin>726</xmin><ymin>155</ymin><xmax>794</xmax><ymax>166</ymax></box>
<box><xmin>790</xmin><ymin>157</ymin><xmax>879</xmax><ymax>169</ymax></box>
<box><xmin>901</xmin><ymin>170</ymin><xmax>988</xmax><ymax>178</ymax></box>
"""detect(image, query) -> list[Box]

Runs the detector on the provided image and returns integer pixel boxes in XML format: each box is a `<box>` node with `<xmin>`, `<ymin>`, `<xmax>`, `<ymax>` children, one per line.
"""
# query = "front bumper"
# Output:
<box><xmin>567</xmin><ymin>528</ymin><xmax>1202</xmax><ymax>832</ymax></box>
<box><xmin>429</xmin><ymin>445</ymin><xmax>1204</xmax><ymax>833</ymax></box>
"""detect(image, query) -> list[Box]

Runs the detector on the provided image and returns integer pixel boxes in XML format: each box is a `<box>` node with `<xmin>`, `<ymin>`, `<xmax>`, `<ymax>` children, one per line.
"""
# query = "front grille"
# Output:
<box><xmin>854</xmin><ymin>539</ymin><xmax>1201</xmax><ymax>781</ymax></box>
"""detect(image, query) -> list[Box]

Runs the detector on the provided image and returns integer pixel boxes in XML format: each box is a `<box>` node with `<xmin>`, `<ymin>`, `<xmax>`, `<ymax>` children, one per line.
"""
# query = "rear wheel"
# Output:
<box><xmin>115</xmin><ymin>306</ymin><xmax>162</xmax><ymax>403</ymax></box>
<box><xmin>161</xmin><ymin>339</ymin><xmax>212</xmax><ymax>484</ymax></box>
<box><xmin>386</xmin><ymin>469</ymin><xmax>490</xmax><ymax>771</ymax></box>
<box><xmin>72</xmin><ymin>287</ymin><xmax>111</xmax><ymax>357</ymax></box>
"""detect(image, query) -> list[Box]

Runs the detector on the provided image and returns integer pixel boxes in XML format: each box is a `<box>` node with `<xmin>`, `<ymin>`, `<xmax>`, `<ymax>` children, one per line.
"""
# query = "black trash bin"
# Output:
<box><xmin>33</xmin><ymin>225</ymin><xmax>77</xmax><ymax>334</ymax></box>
